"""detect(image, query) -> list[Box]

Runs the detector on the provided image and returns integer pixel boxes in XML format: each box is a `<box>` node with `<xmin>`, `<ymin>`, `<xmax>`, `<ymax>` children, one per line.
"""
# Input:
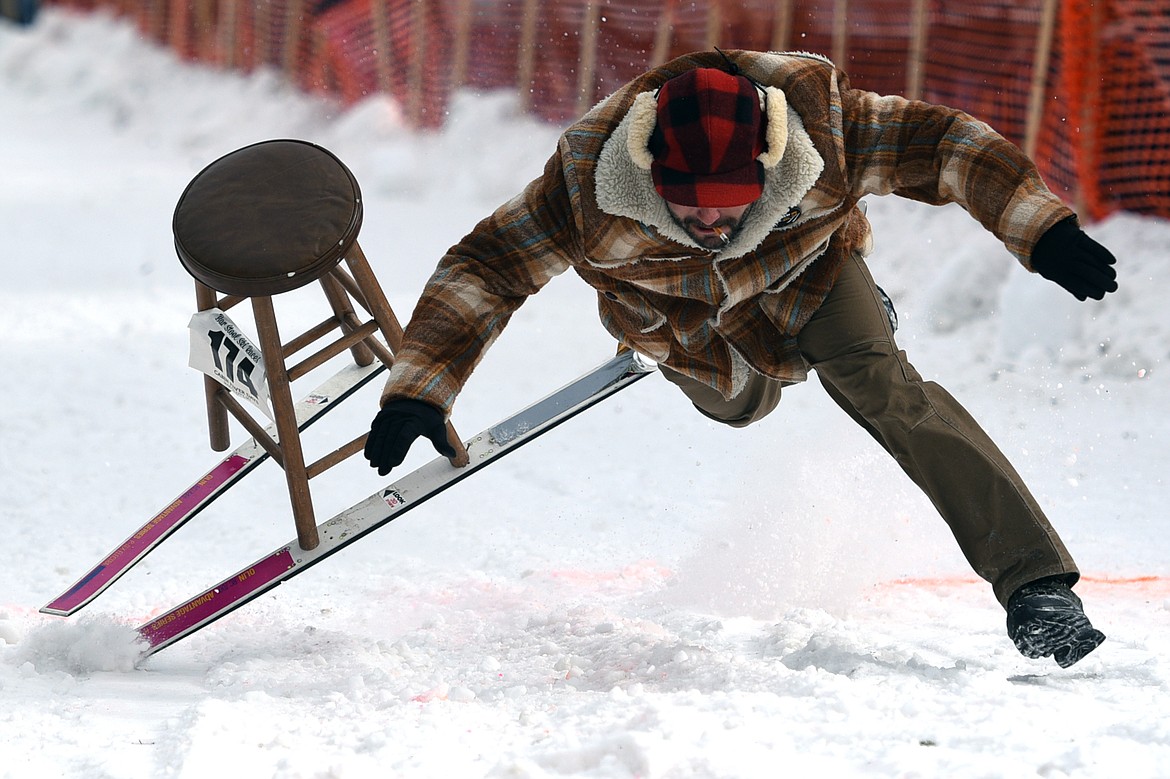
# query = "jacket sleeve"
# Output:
<box><xmin>839</xmin><ymin>87</ymin><xmax>1074</xmax><ymax>265</ymax></box>
<box><xmin>378</xmin><ymin>152</ymin><xmax>578</xmax><ymax>414</ymax></box>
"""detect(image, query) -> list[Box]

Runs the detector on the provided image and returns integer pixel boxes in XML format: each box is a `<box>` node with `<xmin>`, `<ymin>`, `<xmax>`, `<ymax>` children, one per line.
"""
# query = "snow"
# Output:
<box><xmin>2</xmin><ymin>9</ymin><xmax>1169</xmax><ymax>778</ymax></box>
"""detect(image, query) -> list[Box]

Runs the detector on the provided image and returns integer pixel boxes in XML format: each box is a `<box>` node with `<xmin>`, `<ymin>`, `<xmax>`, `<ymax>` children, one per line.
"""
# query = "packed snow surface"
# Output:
<box><xmin>2</xmin><ymin>9</ymin><xmax>1168</xmax><ymax>779</ymax></box>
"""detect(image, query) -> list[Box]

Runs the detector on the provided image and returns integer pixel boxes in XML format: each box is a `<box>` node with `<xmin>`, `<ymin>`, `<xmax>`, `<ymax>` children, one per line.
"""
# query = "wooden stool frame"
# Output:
<box><xmin>194</xmin><ymin>243</ymin><xmax>469</xmax><ymax>552</ymax></box>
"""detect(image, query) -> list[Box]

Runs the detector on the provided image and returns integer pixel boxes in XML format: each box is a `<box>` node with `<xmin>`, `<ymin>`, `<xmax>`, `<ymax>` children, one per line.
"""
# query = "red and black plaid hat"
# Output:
<box><xmin>649</xmin><ymin>68</ymin><xmax>767</xmax><ymax>208</ymax></box>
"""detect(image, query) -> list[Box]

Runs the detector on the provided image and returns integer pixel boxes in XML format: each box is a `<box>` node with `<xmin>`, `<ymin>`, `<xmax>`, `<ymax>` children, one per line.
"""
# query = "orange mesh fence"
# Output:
<box><xmin>1078</xmin><ymin>0</ymin><xmax>1170</xmax><ymax>220</ymax></box>
<box><xmin>918</xmin><ymin>2</ymin><xmax>1044</xmax><ymax>144</ymax></box>
<box><xmin>299</xmin><ymin>0</ymin><xmax>451</xmax><ymax>127</ymax></box>
<box><xmin>38</xmin><ymin>0</ymin><xmax>1170</xmax><ymax>222</ymax></box>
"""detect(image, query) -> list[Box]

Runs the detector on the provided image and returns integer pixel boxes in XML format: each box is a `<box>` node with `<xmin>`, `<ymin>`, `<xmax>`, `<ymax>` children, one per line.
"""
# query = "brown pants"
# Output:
<box><xmin>661</xmin><ymin>253</ymin><xmax>1078</xmax><ymax>607</ymax></box>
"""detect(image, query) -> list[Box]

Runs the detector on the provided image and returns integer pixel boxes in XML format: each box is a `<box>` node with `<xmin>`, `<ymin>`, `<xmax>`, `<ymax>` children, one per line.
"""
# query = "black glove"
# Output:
<box><xmin>1030</xmin><ymin>217</ymin><xmax>1118</xmax><ymax>301</ymax></box>
<box><xmin>364</xmin><ymin>399</ymin><xmax>456</xmax><ymax>476</ymax></box>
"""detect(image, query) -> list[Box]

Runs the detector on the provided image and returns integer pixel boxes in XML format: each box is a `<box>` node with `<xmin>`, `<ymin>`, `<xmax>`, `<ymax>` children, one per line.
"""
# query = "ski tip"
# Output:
<box><xmin>38</xmin><ymin>605</ymin><xmax>75</xmax><ymax>618</ymax></box>
<box><xmin>39</xmin><ymin>588</ymin><xmax>98</xmax><ymax>617</ymax></box>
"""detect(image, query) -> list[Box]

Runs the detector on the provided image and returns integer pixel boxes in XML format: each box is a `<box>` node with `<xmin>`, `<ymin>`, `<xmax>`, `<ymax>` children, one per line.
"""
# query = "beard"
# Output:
<box><xmin>668</xmin><ymin>206</ymin><xmax>752</xmax><ymax>251</ymax></box>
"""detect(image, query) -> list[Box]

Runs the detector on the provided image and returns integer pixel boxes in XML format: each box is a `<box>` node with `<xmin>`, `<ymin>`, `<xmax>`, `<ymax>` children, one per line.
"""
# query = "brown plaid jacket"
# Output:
<box><xmin>381</xmin><ymin>50</ymin><xmax>1073</xmax><ymax>413</ymax></box>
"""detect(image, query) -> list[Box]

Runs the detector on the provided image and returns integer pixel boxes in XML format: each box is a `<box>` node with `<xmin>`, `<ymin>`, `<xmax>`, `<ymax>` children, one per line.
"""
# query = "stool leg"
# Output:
<box><xmin>344</xmin><ymin>242</ymin><xmax>406</xmax><ymax>349</ymax></box>
<box><xmin>196</xmin><ymin>281</ymin><xmax>231</xmax><ymax>452</ymax></box>
<box><xmin>252</xmin><ymin>295</ymin><xmax>319</xmax><ymax>551</ymax></box>
<box><xmin>319</xmin><ymin>272</ymin><xmax>375</xmax><ymax>367</ymax></box>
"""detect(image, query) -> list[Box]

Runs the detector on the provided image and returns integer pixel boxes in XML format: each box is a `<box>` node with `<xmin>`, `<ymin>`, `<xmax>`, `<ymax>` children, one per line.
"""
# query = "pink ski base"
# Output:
<box><xmin>44</xmin><ymin>454</ymin><xmax>251</xmax><ymax>614</ymax></box>
<box><xmin>138</xmin><ymin>547</ymin><xmax>295</xmax><ymax>648</ymax></box>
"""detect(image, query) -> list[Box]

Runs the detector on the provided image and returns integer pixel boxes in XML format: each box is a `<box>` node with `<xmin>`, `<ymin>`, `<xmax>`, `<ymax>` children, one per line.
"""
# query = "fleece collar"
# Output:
<box><xmin>595</xmin><ymin>84</ymin><xmax>824</xmax><ymax>261</ymax></box>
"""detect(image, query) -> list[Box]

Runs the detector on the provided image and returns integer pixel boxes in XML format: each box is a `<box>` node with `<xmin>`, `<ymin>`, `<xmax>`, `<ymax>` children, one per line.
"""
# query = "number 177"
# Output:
<box><xmin>207</xmin><ymin>329</ymin><xmax>259</xmax><ymax>396</ymax></box>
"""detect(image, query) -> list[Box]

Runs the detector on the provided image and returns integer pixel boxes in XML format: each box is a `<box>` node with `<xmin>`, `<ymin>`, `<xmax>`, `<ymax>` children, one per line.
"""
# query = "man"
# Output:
<box><xmin>364</xmin><ymin>50</ymin><xmax>1116</xmax><ymax>667</ymax></box>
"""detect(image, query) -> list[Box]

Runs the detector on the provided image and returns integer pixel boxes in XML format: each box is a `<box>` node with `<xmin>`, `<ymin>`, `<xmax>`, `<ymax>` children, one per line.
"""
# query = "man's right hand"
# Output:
<box><xmin>1030</xmin><ymin>217</ymin><xmax>1118</xmax><ymax>301</ymax></box>
<box><xmin>364</xmin><ymin>399</ymin><xmax>457</xmax><ymax>476</ymax></box>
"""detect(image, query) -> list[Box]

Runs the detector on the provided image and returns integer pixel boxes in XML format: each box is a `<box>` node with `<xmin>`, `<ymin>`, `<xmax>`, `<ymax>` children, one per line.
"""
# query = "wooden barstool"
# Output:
<box><xmin>172</xmin><ymin>139</ymin><xmax>468</xmax><ymax>551</ymax></box>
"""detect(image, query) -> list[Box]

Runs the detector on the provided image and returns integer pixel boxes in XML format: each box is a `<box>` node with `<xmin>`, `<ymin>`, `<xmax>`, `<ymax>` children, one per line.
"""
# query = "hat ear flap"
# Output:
<box><xmin>757</xmin><ymin>86</ymin><xmax>789</xmax><ymax>170</ymax></box>
<box><xmin>627</xmin><ymin>91</ymin><xmax>659</xmax><ymax>171</ymax></box>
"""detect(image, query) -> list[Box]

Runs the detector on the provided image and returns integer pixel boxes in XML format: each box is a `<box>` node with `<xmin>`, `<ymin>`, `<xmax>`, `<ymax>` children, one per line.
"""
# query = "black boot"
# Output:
<box><xmin>1006</xmin><ymin>577</ymin><xmax>1105</xmax><ymax>668</ymax></box>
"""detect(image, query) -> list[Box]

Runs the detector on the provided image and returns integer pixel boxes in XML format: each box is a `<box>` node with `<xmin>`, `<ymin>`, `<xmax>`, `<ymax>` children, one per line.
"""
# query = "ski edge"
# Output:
<box><xmin>40</xmin><ymin>360</ymin><xmax>387</xmax><ymax>617</ymax></box>
<box><xmin>135</xmin><ymin>351</ymin><xmax>657</xmax><ymax>656</ymax></box>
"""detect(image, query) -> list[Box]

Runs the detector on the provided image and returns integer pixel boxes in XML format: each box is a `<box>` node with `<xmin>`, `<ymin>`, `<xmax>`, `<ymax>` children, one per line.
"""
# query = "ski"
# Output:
<box><xmin>41</xmin><ymin>360</ymin><xmax>387</xmax><ymax>617</ymax></box>
<box><xmin>136</xmin><ymin>350</ymin><xmax>657</xmax><ymax>656</ymax></box>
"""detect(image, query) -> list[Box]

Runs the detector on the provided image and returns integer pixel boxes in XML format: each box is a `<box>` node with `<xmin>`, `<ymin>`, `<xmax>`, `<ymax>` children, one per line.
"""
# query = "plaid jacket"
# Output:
<box><xmin>381</xmin><ymin>50</ymin><xmax>1073</xmax><ymax>413</ymax></box>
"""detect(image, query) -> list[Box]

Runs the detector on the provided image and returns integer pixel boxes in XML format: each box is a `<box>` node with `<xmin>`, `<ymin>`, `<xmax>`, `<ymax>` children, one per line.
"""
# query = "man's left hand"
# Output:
<box><xmin>1030</xmin><ymin>217</ymin><xmax>1119</xmax><ymax>301</ymax></box>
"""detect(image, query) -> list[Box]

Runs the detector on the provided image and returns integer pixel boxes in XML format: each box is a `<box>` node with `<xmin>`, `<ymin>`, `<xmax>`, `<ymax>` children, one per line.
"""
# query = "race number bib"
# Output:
<box><xmin>188</xmin><ymin>309</ymin><xmax>274</xmax><ymax>420</ymax></box>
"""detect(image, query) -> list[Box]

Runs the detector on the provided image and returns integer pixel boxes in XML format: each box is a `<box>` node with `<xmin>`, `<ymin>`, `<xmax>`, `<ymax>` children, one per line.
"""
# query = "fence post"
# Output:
<box><xmin>146</xmin><ymin>0</ymin><xmax>165</xmax><ymax>44</ymax></box>
<box><xmin>283</xmin><ymin>0</ymin><xmax>306</xmax><ymax>77</ymax></box>
<box><xmin>704</xmin><ymin>1</ymin><xmax>722</xmax><ymax>49</ymax></box>
<box><xmin>832</xmin><ymin>0</ymin><xmax>848</xmax><ymax>66</ymax></box>
<box><xmin>1078</xmin><ymin>0</ymin><xmax>1103</xmax><ymax>219</ymax></box>
<box><xmin>255</xmin><ymin>0</ymin><xmax>270</xmax><ymax>66</ymax></box>
<box><xmin>650</xmin><ymin>0</ymin><xmax>675</xmax><ymax>67</ymax></box>
<box><xmin>370</xmin><ymin>0</ymin><xmax>393</xmax><ymax>94</ymax></box>
<box><xmin>451</xmin><ymin>0</ymin><xmax>473</xmax><ymax>87</ymax></box>
<box><xmin>771</xmin><ymin>0</ymin><xmax>793</xmax><ymax>52</ymax></box>
<box><xmin>408</xmin><ymin>0</ymin><xmax>427</xmax><ymax>125</ymax></box>
<box><xmin>1024</xmin><ymin>0</ymin><xmax>1059</xmax><ymax>160</ymax></box>
<box><xmin>194</xmin><ymin>0</ymin><xmax>215</xmax><ymax>62</ymax></box>
<box><xmin>577</xmin><ymin>0</ymin><xmax>601</xmax><ymax>116</ymax></box>
<box><xmin>906</xmin><ymin>0</ymin><xmax>928</xmax><ymax>100</ymax></box>
<box><xmin>221</xmin><ymin>0</ymin><xmax>238</xmax><ymax>68</ymax></box>
<box><xmin>517</xmin><ymin>0</ymin><xmax>539</xmax><ymax>113</ymax></box>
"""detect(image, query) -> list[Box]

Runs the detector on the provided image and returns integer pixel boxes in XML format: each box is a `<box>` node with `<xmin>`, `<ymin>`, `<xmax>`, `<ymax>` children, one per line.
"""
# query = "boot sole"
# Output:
<box><xmin>1013</xmin><ymin>621</ymin><xmax>1106</xmax><ymax>668</ymax></box>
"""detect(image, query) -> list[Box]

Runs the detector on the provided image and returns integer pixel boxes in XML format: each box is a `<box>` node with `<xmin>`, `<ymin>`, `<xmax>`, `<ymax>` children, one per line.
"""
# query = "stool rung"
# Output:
<box><xmin>214</xmin><ymin>388</ymin><xmax>283</xmax><ymax>467</ymax></box>
<box><xmin>282</xmin><ymin>316</ymin><xmax>345</xmax><ymax>358</ymax></box>
<box><xmin>214</xmin><ymin>293</ymin><xmax>247</xmax><ymax>312</ymax></box>
<box><xmin>287</xmin><ymin>320</ymin><xmax>380</xmax><ymax>382</ymax></box>
<box><xmin>306</xmin><ymin>433</ymin><xmax>367</xmax><ymax>479</ymax></box>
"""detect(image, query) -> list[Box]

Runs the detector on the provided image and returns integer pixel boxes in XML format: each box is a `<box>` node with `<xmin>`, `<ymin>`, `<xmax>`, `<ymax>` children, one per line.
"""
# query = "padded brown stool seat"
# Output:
<box><xmin>175</xmin><ymin>139</ymin><xmax>362</xmax><ymax>297</ymax></box>
<box><xmin>174</xmin><ymin>139</ymin><xmax>467</xmax><ymax>551</ymax></box>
